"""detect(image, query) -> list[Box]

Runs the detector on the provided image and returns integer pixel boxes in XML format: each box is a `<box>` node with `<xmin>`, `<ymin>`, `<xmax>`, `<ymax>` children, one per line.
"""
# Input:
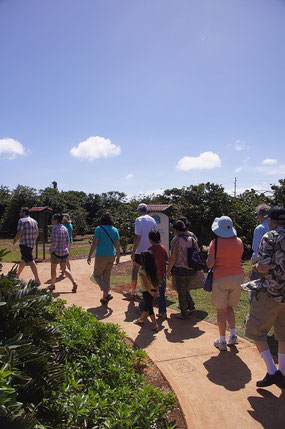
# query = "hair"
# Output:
<box><xmin>99</xmin><ymin>212</ymin><xmax>114</xmax><ymax>226</ymax></box>
<box><xmin>172</xmin><ymin>219</ymin><xmax>187</xmax><ymax>232</ymax></box>
<box><xmin>140</xmin><ymin>250</ymin><xmax>159</xmax><ymax>288</ymax></box>
<box><xmin>177</xmin><ymin>216</ymin><xmax>190</xmax><ymax>229</ymax></box>
<box><xmin>256</xmin><ymin>203</ymin><xmax>271</xmax><ymax>217</ymax></box>
<box><xmin>20</xmin><ymin>207</ymin><xmax>30</xmax><ymax>216</ymax></box>
<box><xmin>62</xmin><ymin>213</ymin><xmax>71</xmax><ymax>223</ymax></box>
<box><xmin>52</xmin><ymin>213</ymin><xmax>63</xmax><ymax>223</ymax></box>
<box><xmin>268</xmin><ymin>206</ymin><xmax>285</xmax><ymax>226</ymax></box>
<box><xmin>149</xmin><ymin>229</ymin><xmax>161</xmax><ymax>244</ymax></box>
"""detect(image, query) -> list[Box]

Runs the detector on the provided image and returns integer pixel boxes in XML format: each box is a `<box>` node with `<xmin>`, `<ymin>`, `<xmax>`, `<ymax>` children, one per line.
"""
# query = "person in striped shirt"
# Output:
<box><xmin>48</xmin><ymin>213</ymin><xmax>78</xmax><ymax>293</ymax></box>
<box><xmin>13</xmin><ymin>207</ymin><xmax>41</xmax><ymax>286</ymax></box>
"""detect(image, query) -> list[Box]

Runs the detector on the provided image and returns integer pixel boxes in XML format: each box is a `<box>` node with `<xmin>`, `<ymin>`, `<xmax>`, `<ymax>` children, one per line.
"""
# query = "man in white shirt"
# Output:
<box><xmin>123</xmin><ymin>203</ymin><xmax>156</xmax><ymax>299</ymax></box>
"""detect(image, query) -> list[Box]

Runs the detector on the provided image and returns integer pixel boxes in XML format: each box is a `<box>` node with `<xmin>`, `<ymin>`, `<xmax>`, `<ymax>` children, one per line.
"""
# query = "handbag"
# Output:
<box><xmin>187</xmin><ymin>244</ymin><xmax>206</xmax><ymax>270</ymax></box>
<box><xmin>203</xmin><ymin>238</ymin><xmax>218</xmax><ymax>292</ymax></box>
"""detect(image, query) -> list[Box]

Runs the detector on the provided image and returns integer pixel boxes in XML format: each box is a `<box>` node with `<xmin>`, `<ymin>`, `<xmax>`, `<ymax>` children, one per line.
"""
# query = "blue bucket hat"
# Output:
<box><xmin>211</xmin><ymin>216</ymin><xmax>237</xmax><ymax>238</ymax></box>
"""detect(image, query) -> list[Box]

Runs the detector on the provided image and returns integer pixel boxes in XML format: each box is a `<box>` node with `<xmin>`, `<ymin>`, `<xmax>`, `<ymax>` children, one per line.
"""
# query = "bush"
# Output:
<box><xmin>0</xmin><ymin>250</ymin><xmax>176</xmax><ymax>429</ymax></box>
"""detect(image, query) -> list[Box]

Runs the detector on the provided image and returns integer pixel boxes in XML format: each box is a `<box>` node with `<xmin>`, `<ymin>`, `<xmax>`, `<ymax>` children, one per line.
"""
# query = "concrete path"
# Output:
<box><xmin>3</xmin><ymin>259</ymin><xmax>284</xmax><ymax>429</ymax></box>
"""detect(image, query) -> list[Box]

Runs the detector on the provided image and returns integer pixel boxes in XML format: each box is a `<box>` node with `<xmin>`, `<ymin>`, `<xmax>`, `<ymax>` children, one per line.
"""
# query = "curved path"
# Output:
<box><xmin>3</xmin><ymin>259</ymin><xmax>284</xmax><ymax>429</ymax></box>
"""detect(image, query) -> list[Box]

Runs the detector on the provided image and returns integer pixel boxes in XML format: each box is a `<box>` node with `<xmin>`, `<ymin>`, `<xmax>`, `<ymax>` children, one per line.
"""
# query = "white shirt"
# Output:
<box><xmin>135</xmin><ymin>214</ymin><xmax>157</xmax><ymax>253</ymax></box>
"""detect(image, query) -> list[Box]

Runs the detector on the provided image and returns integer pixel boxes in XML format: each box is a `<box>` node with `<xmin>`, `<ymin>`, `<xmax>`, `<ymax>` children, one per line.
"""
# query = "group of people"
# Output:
<box><xmin>13</xmin><ymin>202</ymin><xmax>285</xmax><ymax>389</ymax></box>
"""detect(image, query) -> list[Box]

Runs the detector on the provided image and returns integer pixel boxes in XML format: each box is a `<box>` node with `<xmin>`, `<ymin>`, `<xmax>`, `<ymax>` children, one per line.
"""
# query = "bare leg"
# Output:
<box><xmin>60</xmin><ymin>262</ymin><xmax>77</xmax><ymax>289</ymax></box>
<box><xmin>216</xmin><ymin>308</ymin><xmax>227</xmax><ymax>337</ymax></box>
<box><xmin>66</xmin><ymin>258</ymin><xmax>71</xmax><ymax>271</ymax></box>
<box><xmin>137</xmin><ymin>311</ymin><xmax>148</xmax><ymax>323</ymax></box>
<box><xmin>131</xmin><ymin>279</ymin><xmax>137</xmax><ymax>294</ymax></box>
<box><xmin>16</xmin><ymin>260</ymin><xmax>26</xmax><ymax>279</ymax></box>
<box><xmin>51</xmin><ymin>263</ymin><xmax>57</xmax><ymax>287</ymax></box>
<box><xmin>255</xmin><ymin>340</ymin><xmax>270</xmax><ymax>353</ymax></box>
<box><xmin>150</xmin><ymin>313</ymin><xmax>159</xmax><ymax>329</ymax></box>
<box><xmin>226</xmin><ymin>306</ymin><xmax>235</xmax><ymax>329</ymax></box>
<box><xmin>28</xmin><ymin>261</ymin><xmax>41</xmax><ymax>283</ymax></box>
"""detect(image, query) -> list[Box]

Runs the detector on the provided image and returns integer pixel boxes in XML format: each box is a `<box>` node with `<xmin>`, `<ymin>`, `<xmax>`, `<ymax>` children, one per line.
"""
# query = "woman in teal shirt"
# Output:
<box><xmin>63</xmin><ymin>213</ymin><xmax>73</xmax><ymax>272</ymax></box>
<box><xmin>87</xmin><ymin>213</ymin><xmax>121</xmax><ymax>304</ymax></box>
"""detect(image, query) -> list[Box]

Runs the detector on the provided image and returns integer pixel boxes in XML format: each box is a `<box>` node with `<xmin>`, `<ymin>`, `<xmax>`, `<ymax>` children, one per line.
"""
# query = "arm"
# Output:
<box><xmin>251</xmin><ymin>227</ymin><xmax>263</xmax><ymax>263</ymax></box>
<box><xmin>253</xmin><ymin>233</ymin><xmax>273</xmax><ymax>273</ymax></box>
<box><xmin>49</xmin><ymin>228</ymin><xmax>59</xmax><ymax>253</ymax></box>
<box><xmin>254</xmin><ymin>262</ymin><xmax>271</xmax><ymax>273</ymax></box>
<box><xmin>206</xmin><ymin>241</ymin><xmax>215</xmax><ymax>268</ymax></box>
<box><xmin>131</xmin><ymin>234</ymin><xmax>141</xmax><ymax>261</ymax></box>
<box><xmin>167</xmin><ymin>243</ymin><xmax>177</xmax><ymax>278</ymax></box>
<box><xmin>13</xmin><ymin>230</ymin><xmax>22</xmax><ymax>245</ymax></box>
<box><xmin>114</xmin><ymin>240</ymin><xmax>121</xmax><ymax>264</ymax></box>
<box><xmin>87</xmin><ymin>237</ymin><xmax>99</xmax><ymax>265</ymax></box>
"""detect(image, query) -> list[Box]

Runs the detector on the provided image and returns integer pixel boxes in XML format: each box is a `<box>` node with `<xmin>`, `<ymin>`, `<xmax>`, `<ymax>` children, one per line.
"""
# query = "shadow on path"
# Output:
<box><xmin>163</xmin><ymin>314</ymin><xmax>205</xmax><ymax>343</ymax></box>
<box><xmin>248</xmin><ymin>388</ymin><xmax>285</xmax><ymax>429</ymax></box>
<box><xmin>87</xmin><ymin>305</ymin><xmax>113</xmax><ymax>320</ymax></box>
<box><xmin>203</xmin><ymin>347</ymin><xmax>251</xmax><ymax>391</ymax></box>
<box><xmin>134</xmin><ymin>321</ymin><xmax>161</xmax><ymax>349</ymax></box>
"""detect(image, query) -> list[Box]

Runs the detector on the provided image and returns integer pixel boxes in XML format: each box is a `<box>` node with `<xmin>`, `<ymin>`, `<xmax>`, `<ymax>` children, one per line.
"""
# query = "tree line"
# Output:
<box><xmin>0</xmin><ymin>180</ymin><xmax>284</xmax><ymax>255</ymax></box>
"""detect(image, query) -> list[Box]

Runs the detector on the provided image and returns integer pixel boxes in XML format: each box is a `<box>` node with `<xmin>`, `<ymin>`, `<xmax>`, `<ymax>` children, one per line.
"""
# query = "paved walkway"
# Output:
<box><xmin>3</xmin><ymin>259</ymin><xmax>284</xmax><ymax>429</ymax></box>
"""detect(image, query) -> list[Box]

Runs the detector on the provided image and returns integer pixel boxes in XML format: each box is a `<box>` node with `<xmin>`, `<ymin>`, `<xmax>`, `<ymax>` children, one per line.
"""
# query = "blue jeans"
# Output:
<box><xmin>159</xmin><ymin>277</ymin><xmax>167</xmax><ymax>314</ymax></box>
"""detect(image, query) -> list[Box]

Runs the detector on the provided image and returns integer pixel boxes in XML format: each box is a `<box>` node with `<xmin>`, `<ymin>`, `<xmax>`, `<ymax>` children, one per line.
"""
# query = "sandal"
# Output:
<box><xmin>106</xmin><ymin>294</ymin><xmax>113</xmax><ymax>301</ymax></box>
<box><xmin>72</xmin><ymin>283</ymin><xmax>78</xmax><ymax>293</ymax></box>
<box><xmin>100</xmin><ymin>297</ymin><xmax>108</xmax><ymax>305</ymax></box>
<box><xmin>134</xmin><ymin>319</ymin><xmax>144</xmax><ymax>326</ymax></box>
<box><xmin>152</xmin><ymin>325</ymin><xmax>159</xmax><ymax>332</ymax></box>
<box><xmin>48</xmin><ymin>285</ymin><xmax>55</xmax><ymax>292</ymax></box>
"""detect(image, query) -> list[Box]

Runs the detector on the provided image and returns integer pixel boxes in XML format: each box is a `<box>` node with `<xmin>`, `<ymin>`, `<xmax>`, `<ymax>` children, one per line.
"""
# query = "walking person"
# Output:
<box><xmin>207</xmin><ymin>216</ymin><xmax>244</xmax><ymax>351</ymax></box>
<box><xmin>167</xmin><ymin>220</ymin><xmax>198</xmax><ymax>319</ymax></box>
<box><xmin>62</xmin><ymin>213</ymin><xmax>73</xmax><ymax>272</ymax></box>
<box><xmin>134</xmin><ymin>250</ymin><xmax>159</xmax><ymax>332</ymax></box>
<box><xmin>244</xmin><ymin>207</ymin><xmax>285</xmax><ymax>388</ymax></box>
<box><xmin>123</xmin><ymin>203</ymin><xmax>156</xmax><ymax>299</ymax></box>
<box><xmin>148</xmin><ymin>229</ymin><xmax>169</xmax><ymax>319</ymax></box>
<box><xmin>87</xmin><ymin>213</ymin><xmax>120</xmax><ymax>305</ymax></box>
<box><xmin>13</xmin><ymin>207</ymin><xmax>41</xmax><ymax>286</ymax></box>
<box><xmin>249</xmin><ymin>204</ymin><xmax>270</xmax><ymax>291</ymax></box>
<box><xmin>48</xmin><ymin>213</ymin><xmax>78</xmax><ymax>293</ymax></box>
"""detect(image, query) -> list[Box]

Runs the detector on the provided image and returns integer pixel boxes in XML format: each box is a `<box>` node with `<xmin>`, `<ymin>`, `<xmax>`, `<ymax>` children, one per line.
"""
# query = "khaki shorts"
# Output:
<box><xmin>245</xmin><ymin>291</ymin><xmax>285</xmax><ymax>342</ymax></box>
<box><xmin>50</xmin><ymin>252</ymin><xmax>68</xmax><ymax>264</ymax></box>
<box><xmin>211</xmin><ymin>274</ymin><xmax>243</xmax><ymax>309</ymax></box>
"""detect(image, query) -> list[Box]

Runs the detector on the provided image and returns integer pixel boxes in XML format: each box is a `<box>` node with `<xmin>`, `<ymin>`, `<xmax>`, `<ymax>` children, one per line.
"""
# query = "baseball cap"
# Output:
<box><xmin>268</xmin><ymin>207</ymin><xmax>285</xmax><ymax>221</ymax></box>
<box><xmin>137</xmin><ymin>203</ymin><xmax>148</xmax><ymax>211</ymax></box>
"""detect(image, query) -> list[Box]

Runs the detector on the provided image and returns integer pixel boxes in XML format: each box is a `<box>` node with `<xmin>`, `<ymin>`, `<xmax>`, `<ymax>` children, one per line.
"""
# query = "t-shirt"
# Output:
<box><xmin>63</xmin><ymin>223</ymin><xmax>73</xmax><ymax>244</ymax></box>
<box><xmin>208</xmin><ymin>237</ymin><xmax>244</xmax><ymax>280</ymax></box>
<box><xmin>148</xmin><ymin>244</ymin><xmax>168</xmax><ymax>280</ymax></box>
<box><xmin>94</xmin><ymin>225</ymin><xmax>120</xmax><ymax>256</ymax></box>
<box><xmin>135</xmin><ymin>214</ymin><xmax>157</xmax><ymax>254</ymax></box>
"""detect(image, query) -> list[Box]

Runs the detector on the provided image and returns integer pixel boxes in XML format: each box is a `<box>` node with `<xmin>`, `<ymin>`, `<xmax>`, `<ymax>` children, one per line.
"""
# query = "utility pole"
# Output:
<box><xmin>234</xmin><ymin>177</ymin><xmax>237</xmax><ymax>198</ymax></box>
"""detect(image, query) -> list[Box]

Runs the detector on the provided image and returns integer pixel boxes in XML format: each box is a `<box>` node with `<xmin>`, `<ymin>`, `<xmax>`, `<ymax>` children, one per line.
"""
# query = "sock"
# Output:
<box><xmin>220</xmin><ymin>335</ymin><xmax>226</xmax><ymax>342</ymax></box>
<box><xmin>278</xmin><ymin>353</ymin><xmax>285</xmax><ymax>375</ymax></box>
<box><xmin>230</xmin><ymin>328</ymin><xmax>236</xmax><ymax>337</ymax></box>
<box><xmin>260</xmin><ymin>350</ymin><xmax>277</xmax><ymax>375</ymax></box>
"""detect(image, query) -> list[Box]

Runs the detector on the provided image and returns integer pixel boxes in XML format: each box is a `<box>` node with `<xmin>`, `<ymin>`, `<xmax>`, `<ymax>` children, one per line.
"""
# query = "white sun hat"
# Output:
<box><xmin>211</xmin><ymin>216</ymin><xmax>237</xmax><ymax>238</ymax></box>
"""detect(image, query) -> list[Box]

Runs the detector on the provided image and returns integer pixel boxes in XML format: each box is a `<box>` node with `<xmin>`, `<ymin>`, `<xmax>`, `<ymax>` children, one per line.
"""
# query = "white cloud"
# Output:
<box><xmin>235</xmin><ymin>167</ymin><xmax>243</xmax><ymax>173</ymax></box>
<box><xmin>176</xmin><ymin>151</ymin><xmax>221</xmax><ymax>171</ymax></box>
<box><xmin>70</xmin><ymin>136</ymin><xmax>121</xmax><ymax>160</ymax></box>
<box><xmin>126</xmin><ymin>173</ymin><xmax>134</xmax><ymax>180</ymax></box>
<box><xmin>234</xmin><ymin>139</ymin><xmax>249</xmax><ymax>151</ymax></box>
<box><xmin>0</xmin><ymin>137</ymin><xmax>26</xmax><ymax>160</ymax></box>
<box><xmin>261</xmin><ymin>158</ymin><xmax>277</xmax><ymax>166</ymax></box>
<box><xmin>255</xmin><ymin>164</ymin><xmax>285</xmax><ymax>176</ymax></box>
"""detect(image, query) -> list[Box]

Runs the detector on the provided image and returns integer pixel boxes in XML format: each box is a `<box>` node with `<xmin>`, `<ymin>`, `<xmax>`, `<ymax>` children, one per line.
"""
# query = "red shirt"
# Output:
<box><xmin>148</xmin><ymin>244</ymin><xmax>169</xmax><ymax>280</ymax></box>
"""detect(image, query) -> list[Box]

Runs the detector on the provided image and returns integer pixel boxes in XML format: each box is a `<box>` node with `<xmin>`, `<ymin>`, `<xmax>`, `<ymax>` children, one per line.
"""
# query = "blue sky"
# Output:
<box><xmin>0</xmin><ymin>0</ymin><xmax>285</xmax><ymax>197</ymax></box>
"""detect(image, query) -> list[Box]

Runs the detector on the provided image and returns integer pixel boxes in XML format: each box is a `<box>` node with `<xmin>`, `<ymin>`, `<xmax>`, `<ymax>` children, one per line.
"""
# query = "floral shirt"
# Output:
<box><xmin>243</xmin><ymin>226</ymin><xmax>285</xmax><ymax>303</ymax></box>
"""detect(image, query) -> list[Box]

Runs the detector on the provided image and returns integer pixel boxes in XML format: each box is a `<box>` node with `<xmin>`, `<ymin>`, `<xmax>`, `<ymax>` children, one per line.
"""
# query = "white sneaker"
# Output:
<box><xmin>227</xmin><ymin>335</ymin><xmax>238</xmax><ymax>346</ymax></box>
<box><xmin>214</xmin><ymin>338</ymin><xmax>227</xmax><ymax>351</ymax></box>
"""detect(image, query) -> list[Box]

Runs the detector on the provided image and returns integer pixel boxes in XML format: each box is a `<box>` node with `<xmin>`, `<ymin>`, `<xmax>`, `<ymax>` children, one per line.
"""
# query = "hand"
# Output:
<box><xmin>87</xmin><ymin>256</ymin><xmax>92</xmax><ymax>265</ymax></box>
<box><xmin>116</xmin><ymin>255</ymin><xmax>120</xmax><ymax>265</ymax></box>
<box><xmin>150</xmin><ymin>290</ymin><xmax>155</xmax><ymax>297</ymax></box>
